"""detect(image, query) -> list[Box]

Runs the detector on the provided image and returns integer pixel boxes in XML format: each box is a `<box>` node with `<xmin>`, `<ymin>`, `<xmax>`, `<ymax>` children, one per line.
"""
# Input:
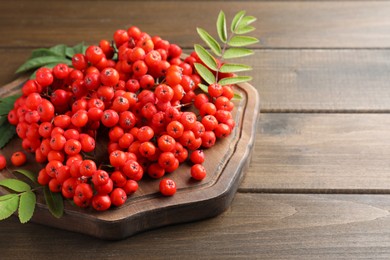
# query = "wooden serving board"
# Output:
<box><xmin>0</xmin><ymin>77</ymin><xmax>260</xmax><ymax>240</ymax></box>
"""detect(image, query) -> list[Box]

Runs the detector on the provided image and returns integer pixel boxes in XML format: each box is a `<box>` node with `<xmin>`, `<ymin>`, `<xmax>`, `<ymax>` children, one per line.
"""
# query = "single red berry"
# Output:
<box><xmin>159</xmin><ymin>178</ymin><xmax>176</xmax><ymax>196</ymax></box>
<box><xmin>0</xmin><ymin>155</ymin><xmax>7</xmax><ymax>170</ymax></box>
<box><xmin>92</xmin><ymin>194</ymin><xmax>112</xmax><ymax>211</ymax></box>
<box><xmin>110</xmin><ymin>188</ymin><xmax>127</xmax><ymax>207</ymax></box>
<box><xmin>123</xmin><ymin>180</ymin><xmax>138</xmax><ymax>195</ymax></box>
<box><xmin>11</xmin><ymin>151</ymin><xmax>27</xmax><ymax>166</ymax></box>
<box><xmin>191</xmin><ymin>164</ymin><xmax>207</xmax><ymax>180</ymax></box>
<box><xmin>190</xmin><ymin>150</ymin><xmax>205</xmax><ymax>164</ymax></box>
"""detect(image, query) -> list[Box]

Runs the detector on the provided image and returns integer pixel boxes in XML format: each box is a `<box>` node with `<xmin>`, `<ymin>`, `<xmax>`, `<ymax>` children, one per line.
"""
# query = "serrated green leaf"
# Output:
<box><xmin>220</xmin><ymin>63</ymin><xmax>252</xmax><ymax>73</ymax></box>
<box><xmin>0</xmin><ymin>123</ymin><xmax>16</xmax><ymax>149</ymax></box>
<box><xmin>194</xmin><ymin>44</ymin><xmax>218</xmax><ymax>71</ymax></box>
<box><xmin>0</xmin><ymin>194</ymin><xmax>19</xmax><ymax>221</ymax></box>
<box><xmin>0</xmin><ymin>179</ymin><xmax>30</xmax><ymax>192</ymax></box>
<box><xmin>16</xmin><ymin>56</ymin><xmax>72</xmax><ymax>74</ymax></box>
<box><xmin>18</xmin><ymin>191</ymin><xmax>36</xmax><ymax>223</ymax></box>
<box><xmin>198</xmin><ymin>83</ymin><xmax>209</xmax><ymax>94</ymax></box>
<box><xmin>231</xmin><ymin>10</ymin><xmax>246</xmax><ymax>33</ymax></box>
<box><xmin>218</xmin><ymin>76</ymin><xmax>252</xmax><ymax>86</ymax></box>
<box><xmin>43</xmin><ymin>186</ymin><xmax>63</xmax><ymax>218</ymax></box>
<box><xmin>30</xmin><ymin>48</ymin><xmax>62</xmax><ymax>59</ymax></box>
<box><xmin>14</xmin><ymin>169</ymin><xmax>37</xmax><ymax>184</ymax></box>
<box><xmin>233</xmin><ymin>93</ymin><xmax>242</xmax><ymax>100</ymax></box>
<box><xmin>228</xmin><ymin>36</ymin><xmax>259</xmax><ymax>47</ymax></box>
<box><xmin>196</xmin><ymin>28</ymin><xmax>222</xmax><ymax>56</ymax></box>
<box><xmin>194</xmin><ymin>63</ymin><xmax>216</xmax><ymax>85</ymax></box>
<box><xmin>235</xmin><ymin>25</ymin><xmax>256</xmax><ymax>35</ymax></box>
<box><xmin>49</xmin><ymin>44</ymin><xmax>67</xmax><ymax>57</ymax></box>
<box><xmin>217</xmin><ymin>11</ymin><xmax>227</xmax><ymax>43</ymax></box>
<box><xmin>29</xmin><ymin>63</ymin><xmax>60</xmax><ymax>80</ymax></box>
<box><xmin>222</xmin><ymin>48</ymin><xmax>254</xmax><ymax>59</ymax></box>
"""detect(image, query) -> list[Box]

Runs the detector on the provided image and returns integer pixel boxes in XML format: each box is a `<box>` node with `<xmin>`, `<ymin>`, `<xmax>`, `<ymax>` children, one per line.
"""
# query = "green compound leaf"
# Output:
<box><xmin>0</xmin><ymin>194</ymin><xmax>19</xmax><ymax>221</ymax></box>
<box><xmin>14</xmin><ymin>169</ymin><xmax>37</xmax><ymax>184</ymax></box>
<box><xmin>222</xmin><ymin>48</ymin><xmax>254</xmax><ymax>59</ymax></box>
<box><xmin>18</xmin><ymin>191</ymin><xmax>36</xmax><ymax>223</ymax></box>
<box><xmin>198</xmin><ymin>83</ymin><xmax>209</xmax><ymax>94</ymax></box>
<box><xmin>194</xmin><ymin>63</ymin><xmax>216</xmax><ymax>85</ymax></box>
<box><xmin>16</xmin><ymin>56</ymin><xmax>72</xmax><ymax>74</ymax></box>
<box><xmin>217</xmin><ymin>11</ymin><xmax>227</xmax><ymax>43</ymax></box>
<box><xmin>219</xmin><ymin>63</ymin><xmax>252</xmax><ymax>73</ymax></box>
<box><xmin>228</xmin><ymin>36</ymin><xmax>259</xmax><ymax>47</ymax></box>
<box><xmin>0</xmin><ymin>123</ymin><xmax>16</xmax><ymax>149</ymax></box>
<box><xmin>231</xmin><ymin>10</ymin><xmax>246</xmax><ymax>33</ymax></box>
<box><xmin>218</xmin><ymin>76</ymin><xmax>253</xmax><ymax>86</ymax></box>
<box><xmin>43</xmin><ymin>186</ymin><xmax>63</xmax><ymax>218</ymax></box>
<box><xmin>196</xmin><ymin>28</ymin><xmax>222</xmax><ymax>57</ymax></box>
<box><xmin>0</xmin><ymin>179</ymin><xmax>31</xmax><ymax>193</ymax></box>
<box><xmin>194</xmin><ymin>44</ymin><xmax>218</xmax><ymax>71</ymax></box>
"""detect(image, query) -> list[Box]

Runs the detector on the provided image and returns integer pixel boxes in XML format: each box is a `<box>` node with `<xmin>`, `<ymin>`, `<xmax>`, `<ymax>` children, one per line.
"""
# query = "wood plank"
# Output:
<box><xmin>2</xmin><ymin>1</ymin><xmax>390</xmax><ymax>48</ymax></box>
<box><xmin>254</xmin><ymin>49</ymin><xmax>390</xmax><ymax>112</ymax></box>
<box><xmin>241</xmin><ymin>113</ymin><xmax>390</xmax><ymax>192</ymax></box>
<box><xmin>1</xmin><ymin>193</ymin><xmax>390</xmax><ymax>258</ymax></box>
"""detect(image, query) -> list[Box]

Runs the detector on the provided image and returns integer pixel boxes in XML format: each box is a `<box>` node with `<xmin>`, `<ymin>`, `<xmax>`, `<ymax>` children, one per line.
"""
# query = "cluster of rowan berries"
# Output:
<box><xmin>5</xmin><ymin>26</ymin><xmax>236</xmax><ymax>211</ymax></box>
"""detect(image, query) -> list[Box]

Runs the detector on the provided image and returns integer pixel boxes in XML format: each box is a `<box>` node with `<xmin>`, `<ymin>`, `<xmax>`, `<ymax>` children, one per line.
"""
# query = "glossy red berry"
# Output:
<box><xmin>159</xmin><ymin>178</ymin><xmax>176</xmax><ymax>196</ymax></box>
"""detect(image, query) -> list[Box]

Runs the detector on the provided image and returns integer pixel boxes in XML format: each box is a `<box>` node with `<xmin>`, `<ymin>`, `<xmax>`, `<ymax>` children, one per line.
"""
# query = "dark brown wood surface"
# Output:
<box><xmin>2</xmin><ymin>0</ymin><xmax>390</xmax><ymax>258</ymax></box>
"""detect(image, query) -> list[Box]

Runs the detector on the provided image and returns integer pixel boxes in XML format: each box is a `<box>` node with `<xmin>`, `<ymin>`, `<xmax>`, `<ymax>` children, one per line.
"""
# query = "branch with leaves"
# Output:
<box><xmin>194</xmin><ymin>10</ymin><xmax>258</xmax><ymax>95</ymax></box>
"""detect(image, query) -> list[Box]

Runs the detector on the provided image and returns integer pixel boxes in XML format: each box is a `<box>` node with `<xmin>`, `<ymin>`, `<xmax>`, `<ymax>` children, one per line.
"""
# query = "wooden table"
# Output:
<box><xmin>2</xmin><ymin>1</ymin><xmax>390</xmax><ymax>258</ymax></box>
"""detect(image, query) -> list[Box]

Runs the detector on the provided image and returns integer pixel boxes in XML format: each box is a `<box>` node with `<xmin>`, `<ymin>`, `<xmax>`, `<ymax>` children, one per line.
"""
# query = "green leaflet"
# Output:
<box><xmin>194</xmin><ymin>63</ymin><xmax>216</xmax><ymax>85</ymax></box>
<box><xmin>14</xmin><ymin>169</ymin><xmax>37</xmax><ymax>184</ymax></box>
<box><xmin>16</xmin><ymin>56</ymin><xmax>72</xmax><ymax>74</ymax></box>
<box><xmin>0</xmin><ymin>123</ymin><xmax>16</xmax><ymax>149</ymax></box>
<box><xmin>43</xmin><ymin>186</ymin><xmax>64</xmax><ymax>218</ymax></box>
<box><xmin>30</xmin><ymin>48</ymin><xmax>62</xmax><ymax>59</ymax></box>
<box><xmin>217</xmin><ymin>11</ymin><xmax>227</xmax><ymax>43</ymax></box>
<box><xmin>194</xmin><ymin>44</ymin><xmax>218</xmax><ymax>71</ymax></box>
<box><xmin>18</xmin><ymin>191</ymin><xmax>36</xmax><ymax>223</ymax></box>
<box><xmin>222</xmin><ymin>48</ymin><xmax>254</xmax><ymax>59</ymax></box>
<box><xmin>49</xmin><ymin>44</ymin><xmax>67</xmax><ymax>57</ymax></box>
<box><xmin>228</xmin><ymin>36</ymin><xmax>259</xmax><ymax>47</ymax></box>
<box><xmin>198</xmin><ymin>83</ymin><xmax>209</xmax><ymax>94</ymax></box>
<box><xmin>0</xmin><ymin>94</ymin><xmax>20</xmax><ymax>116</ymax></box>
<box><xmin>0</xmin><ymin>179</ymin><xmax>31</xmax><ymax>193</ymax></box>
<box><xmin>231</xmin><ymin>10</ymin><xmax>246</xmax><ymax>33</ymax></box>
<box><xmin>219</xmin><ymin>63</ymin><xmax>252</xmax><ymax>73</ymax></box>
<box><xmin>235</xmin><ymin>25</ymin><xmax>256</xmax><ymax>35</ymax></box>
<box><xmin>196</xmin><ymin>28</ymin><xmax>222</xmax><ymax>56</ymax></box>
<box><xmin>0</xmin><ymin>194</ymin><xmax>19</xmax><ymax>221</ymax></box>
<box><xmin>218</xmin><ymin>76</ymin><xmax>253</xmax><ymax>86</ymax></box>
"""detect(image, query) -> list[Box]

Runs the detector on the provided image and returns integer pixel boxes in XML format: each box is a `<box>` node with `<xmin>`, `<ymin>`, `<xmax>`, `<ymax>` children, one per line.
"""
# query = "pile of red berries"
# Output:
<box><xmin>5</xmin><ymin>26</ymin><xmax>236</xmax><ymax>211</ymax></box>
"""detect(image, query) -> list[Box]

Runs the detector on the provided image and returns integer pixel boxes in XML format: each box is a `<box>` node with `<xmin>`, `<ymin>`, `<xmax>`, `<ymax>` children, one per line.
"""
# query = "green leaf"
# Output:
<box><xmin>194</xmin><ymin>44</ymin><xmax>218</xmax><ymax>71</ymax></box>
<box><xmin>72</xmin><ymin>42</ymin><xmax>85</xmax><ymax>54</ymax></box>
<box><xmin>0</xmin><ymin>94</ymin><xmax>20</xmax><ymax>116</ymax></box>
<box><xmin>29</xmin><ymin>63</ymin><xmax>60</xmax><ymax>80</ymax></box>
<box><xmin>198</xmin><ymin>83</ymin><xmax>209</xmax><ymax>94</ymax></box>
<box><xmin>0</xmin><ymin>179</ymin><xmax>30</xmax><ymax>192</ymax></box>
<box><xmin>30</xmin><ymin>48</ymin><xmax>62</xmax><ymax>59</ymax></box>
<box><xmin>43</xmin><ymin>187</ymin><xmax>63</xmax><ymax>218</ymax></box>
<box><xmin>196</xmin><ymin>28</ymin><xmax>222</xmax><ymax>56</ymax></box>
<box><xmin>238</xmin><ymin>15</ymin><xmax>257</xmax><ymax>27</ymax></box>
<box><xmin>235</xmin><ymin>25</ymin><xmax>256</xmax><ymax>35</ymax></box>
<box><xmin>218</xmin><ymin>76</ymin><xmax>252</xmax><ymax>86</ymax></box>
<box><xmin>222</xmin><ymin>48</ymin><xmax>254</xmax><ymax>59</ymax></box>
<box><xmin>0</xmin><ymin>194</ymin><xmax>19</xmax><ymax>221</ymax></box>
<box><xmin>217</xmin><ymin>11</ymin><xmax>227</xmax><ymax>43</ymax></box>
<box><xmin>14</xmin><ymin>169</ymin><xmax>37</xmax><ymax>184</ymax></box>
<box><xmin>231</xmin><ymin>10</ymin><xmax>246</xmax><ymax>33</ymax></box>
<box><xmin>49</xmin><ymin>44</ymin><xmax>67</xmax><ymax>57</ymax></box>
<box><xmin>18</xmin><ymin>191</ymin><xmax>36</xmax><ymax>223</ymax></box>
<box><xmin>233</xmin><ymin>93</ymin><xmax>242</xmax><ymax>100</ymax></box>
<box><xmin>16</xmin><ymin>56</ymin><xmax>72</xmax><ymax>74</ymax></box>
<box><xmin>0</xmin><ymin>123</ymin><xmax>16</xmax><ymax>149</ymax></box>
<box><xmin>194</xmin><ymin>63</ymin><xmax>216</xmax><ymax>85</ymax></box>
<box><xmin>228</xmin><ymin>36</ymin><xmax>259</xmax><ymax>47</ymax></box>
<box><xmin>219</xmin><ymin>63</ymin><xmax>252</xmax><ymax>73</ymax></box>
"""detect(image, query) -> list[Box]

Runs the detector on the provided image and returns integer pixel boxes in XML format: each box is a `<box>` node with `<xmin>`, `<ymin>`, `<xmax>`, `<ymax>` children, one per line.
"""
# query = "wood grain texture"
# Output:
<box><xmin>1</xmin><ymin>193</ymin><xmax>390</xmax><ymax>259</ymax></box>
<box><xmin>241</xmin><ymin>113</ymin><xmax>390</xmax><ymax>192</ymax></box>
<box><xmin>3</xmin><ymin>1</ymin><xmax>390</xmax><ymax>48</ymax></box>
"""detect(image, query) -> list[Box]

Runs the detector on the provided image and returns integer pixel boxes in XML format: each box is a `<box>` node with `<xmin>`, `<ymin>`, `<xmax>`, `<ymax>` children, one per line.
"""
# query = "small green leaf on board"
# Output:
<box><xmin>194</xmin><ymin>44</ymin><xmax>218</xmax><ymax>71</ymax></box>
<box><xmin>0</xmin><ymin>94</ymin><xmax>20</xmax><ymax>116</ymax></box>
<box><xmin>49</xmin><ymin>44</ymin><xmax>67</xmax><ymax>57</ymax></box>
<box><xmin>43</xmin><ymin>186</ymin><xmax>64</xmax><ymax>218</ymax></box>
<box><xmin>194</xmin><ymin>63</ymin><xmax>216</xmax><ymax>85</ymax></box>
<box><xmin>0</xmin><ymin>123</ymin><xmax>16</xmax><ymax>149</ymax></box>
<box><xmin>14</xmin><ymin>169</ymin><xmax>37</xmax><ymax>184</ymax></box>
<box><xmin>233</xmin><ymin>93</ymin><xmax>243</xmax><ymax>100</ymax></box>
<box><xmin>0</xmin><ymin>179</ymin><xmax>31</xmax><ymax>193</ymax></box>
<box><xmin>218</xmin><ymin>76</ymin><xmax>253</xmax><ymax>86</ymax></box>
<box><xmin>217</xmin><ymin>11</ymin><xmax>227</xmax><ymax>43</ymax></box>
<box><xmin>0</xmin><ymin>194</ymin><xmax>19</xmax><ymax>221</ymax></box>
<box><xmin>196</xmin><ymin>28</ymin><xmax>222</xmax><ymax>56</ymax></box>
<box><xmin>18</xmin><ymin>191</ymin><xmax>36</xmax><ymax>223</ymax></box>
<box><xmin>30</xmin><ymin>48</ymin><xmax>62</xmax><ymax>59</ymax></box>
